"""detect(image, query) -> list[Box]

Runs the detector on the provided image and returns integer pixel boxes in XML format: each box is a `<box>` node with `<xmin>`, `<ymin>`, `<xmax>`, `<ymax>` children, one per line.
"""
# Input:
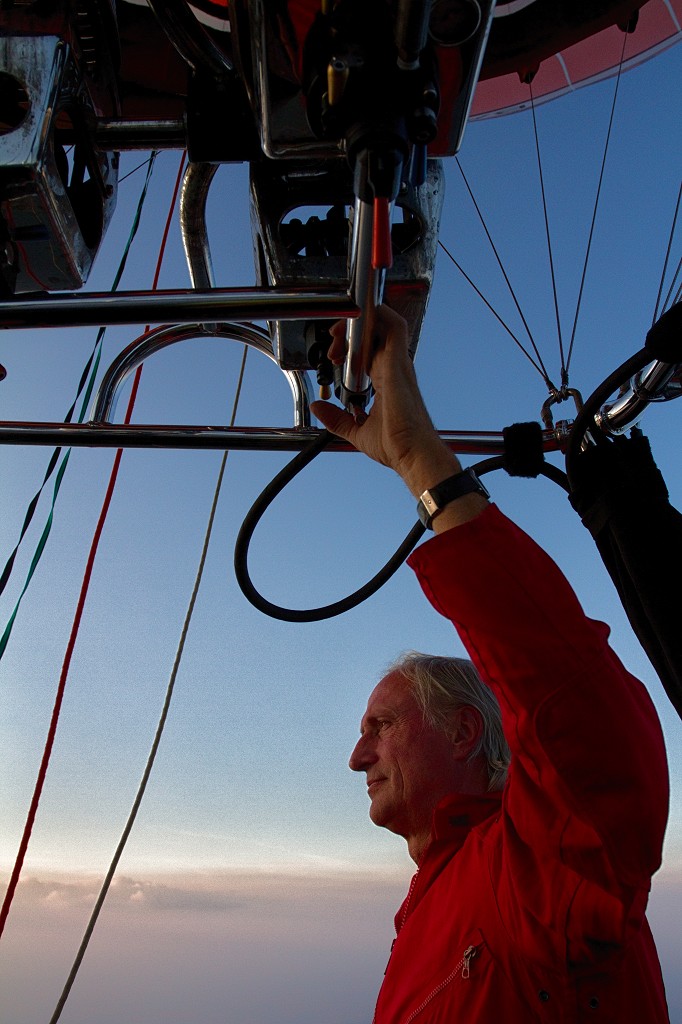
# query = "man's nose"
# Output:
<box><xmin>349</xmin><ymin>734</ymin><xmax>377</xmax><ymax>772</ymax></box>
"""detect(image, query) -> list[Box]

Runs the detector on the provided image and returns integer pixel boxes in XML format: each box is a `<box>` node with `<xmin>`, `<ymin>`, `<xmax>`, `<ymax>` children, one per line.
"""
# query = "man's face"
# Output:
<box><xmin>349</xmin><ymin>672</ymin><xmax>463</xmax><ymax>850</ymax></box>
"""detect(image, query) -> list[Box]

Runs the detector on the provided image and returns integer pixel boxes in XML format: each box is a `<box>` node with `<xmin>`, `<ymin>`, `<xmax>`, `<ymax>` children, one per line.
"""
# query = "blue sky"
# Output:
<box><xmin>0</xmin><ymin>34</ymin><xmax>680</xmax><ymax>1024</ymax></box>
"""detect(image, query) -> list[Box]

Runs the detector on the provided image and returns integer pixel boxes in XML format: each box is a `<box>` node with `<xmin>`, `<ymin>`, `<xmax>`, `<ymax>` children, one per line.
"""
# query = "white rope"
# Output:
<box><xmin>47</xmin><ymin>345</ymin><xmax>249</xmax><ymax>1024</ymax></box>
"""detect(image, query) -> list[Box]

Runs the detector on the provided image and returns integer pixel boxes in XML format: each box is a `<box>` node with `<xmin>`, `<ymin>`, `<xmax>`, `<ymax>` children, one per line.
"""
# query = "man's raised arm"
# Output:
<box><xmin>311</xmin><ymin>305</ymin><xmax>489</xmax><ymax>531</ymax></box>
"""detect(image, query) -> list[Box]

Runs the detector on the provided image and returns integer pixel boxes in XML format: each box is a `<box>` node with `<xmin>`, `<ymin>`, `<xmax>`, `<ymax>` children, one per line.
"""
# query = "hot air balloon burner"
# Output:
<box><xmin>0</xmin><ymin>34</ymin><xmax>118</xmax><ymax>294</ymax></box>
<box><xmin>248</xmin><ymin>158</ymin><xmax>445</xmax><ymax>393</ymax></box>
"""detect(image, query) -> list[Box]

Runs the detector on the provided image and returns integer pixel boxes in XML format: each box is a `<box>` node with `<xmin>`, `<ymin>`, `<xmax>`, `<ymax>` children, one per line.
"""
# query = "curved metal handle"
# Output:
<box><xmin>91</xmin><ymin>322</ymin><xmax>313</xmax><ymax>429</ymax></box>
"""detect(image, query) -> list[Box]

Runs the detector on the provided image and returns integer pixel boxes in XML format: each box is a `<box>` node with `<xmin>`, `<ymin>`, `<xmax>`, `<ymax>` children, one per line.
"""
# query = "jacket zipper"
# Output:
<box><xmin>374</xmin><ymin>872</ymin><xmax>422</xmax><ymax>1023</ymax></box>
<box><xmin>398</xmin><ymin>869</ymin><xmax>420</xmax><ymax>929</ymax></box>
<box><xmin>403</xmin><ymin>944</ymin><xmax>479</xmax><ymax>1024</ymax></box>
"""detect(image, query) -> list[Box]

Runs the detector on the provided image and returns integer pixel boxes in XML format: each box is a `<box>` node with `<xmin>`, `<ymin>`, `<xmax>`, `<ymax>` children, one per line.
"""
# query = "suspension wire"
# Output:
<box><xmin>0</xmin><ymin>151</ymin><xmax>183</xmax><ymax>943</ymax></box>
<box><xmin>653</xmin><ymin>180</ymin><xmax>681</xmax><ymax>321</ymax></box>
<box><xmin>119</xmin><ymin>156</ymin><xmax>159</xmax><ymax>184</ymax></box>
<box><xmin>437</xmin><ymin>239</ymin><xmax>558</xmax><ymax>388</ymax></box>
<box><xmin>0</xmin><ymin>153</ymin><xmax>159</xmax><ymax>661</ymax></box>
<box><xmin>662</xmin><ymin>257</ymin><xmax>682</xmax><ymax>309</ymax></box>
<box><xmin>47</xmin><ymin>344</ymin><xmax>249</xmax><ymax>1024</ymax></box>
<box><xmin>454</xmin><ymin>157</ymin><xmax>553</xmax><ymax>381</ymax></box>
<box><xmin>529</xmin><ymin>81</ymin><xmax>566</xmax><ymax>383</ymax></box>
<box><xmin>565</xmin><ymin>28</ymin><xmax>629</xmax><ymax>374</ymax></box>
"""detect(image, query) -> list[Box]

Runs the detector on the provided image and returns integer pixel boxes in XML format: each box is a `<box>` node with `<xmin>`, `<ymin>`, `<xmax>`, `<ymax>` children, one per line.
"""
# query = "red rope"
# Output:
<box><xmin>0</xmin><ymin>151</ymin><xmax>187</xmax><ymax>939</ymax></box>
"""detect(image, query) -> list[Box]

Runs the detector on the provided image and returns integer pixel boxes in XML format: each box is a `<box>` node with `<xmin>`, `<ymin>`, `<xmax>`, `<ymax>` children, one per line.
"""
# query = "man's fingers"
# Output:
<box><xmin>326</xmin><ymin>308</ymin><xmax>409</xmax><ymax>376</ymax></box>
<box><xmin>328</xmin><ymin>320</ymin><xmax>347</xmax><ymax>364</ymax></box>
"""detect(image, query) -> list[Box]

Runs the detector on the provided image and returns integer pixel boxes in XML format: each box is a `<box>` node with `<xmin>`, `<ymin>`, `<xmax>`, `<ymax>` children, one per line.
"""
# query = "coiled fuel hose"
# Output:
<box><xmin>234</xmin><ymin>429</ymin><xmax>426</xmax><ymax>622</ymax></box>
<box><xmin>234</xmin><ymin>430</ymin><xmax>570</xmax><ymax>623</ymax></box>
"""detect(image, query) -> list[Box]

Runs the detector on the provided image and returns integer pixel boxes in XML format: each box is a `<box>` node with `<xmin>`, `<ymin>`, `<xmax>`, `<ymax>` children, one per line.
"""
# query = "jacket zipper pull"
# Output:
<box><xmin>461</xmin><ymin>945</ymin><xmax>477</xmax><ymax>979</ymax></box>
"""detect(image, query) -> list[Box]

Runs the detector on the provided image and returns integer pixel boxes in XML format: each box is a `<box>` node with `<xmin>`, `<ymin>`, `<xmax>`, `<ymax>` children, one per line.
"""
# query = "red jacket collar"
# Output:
<box><xmin>430</xmin><ymin>789</ymin><xmax>503</xmax><ymax>847</ymax></box>
<box><xmin>396</xmin><ymin>790</ymin><xmax>503</xmax><ymax>933</ymax></box>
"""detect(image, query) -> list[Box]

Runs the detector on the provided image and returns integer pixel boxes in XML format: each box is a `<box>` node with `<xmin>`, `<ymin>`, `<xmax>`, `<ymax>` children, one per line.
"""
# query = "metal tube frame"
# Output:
<box><xmin>0</xmin><ymin>421</ymin><xmax>562</xmax><ymax>455</ymax></box>
<box><xmin>1</xmin><ymin>320</ymin><xmax>676</xmax><ymax>452</ymax></box>
<box><xmin>94</xmin><ymin>119</ymin><xmax>186</xmax><ymax>150</ymax></box>
<box><xmin>180</xmin><ymin>163</ymin><xmax>220</xmax><ymax>292</ymax></box>
<box><xmin>93</xmin><ymin>321</ymin><xmax>313</xmax><ymax>429</ymax></box>
<box><xmin>0</xmin><ymin>315</ymin><xmax>676</xmax><ymax>452</ymax></box>
<box><xmin>0</xmin><ymin>287</ymin><xmax>358</xmax><ymax>331</ymax></box>
<box><xmin>0</xmin><ymin>21</ymin><xmax>675</xmax><ymax>457</ymax></box>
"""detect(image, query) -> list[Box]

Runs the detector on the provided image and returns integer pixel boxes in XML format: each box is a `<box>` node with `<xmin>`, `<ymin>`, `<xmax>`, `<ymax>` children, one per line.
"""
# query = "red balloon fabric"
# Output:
<box><xmin>471</xmin><ymin>0</ymin><xmax>682</xmax><ymax>119</ymax></box>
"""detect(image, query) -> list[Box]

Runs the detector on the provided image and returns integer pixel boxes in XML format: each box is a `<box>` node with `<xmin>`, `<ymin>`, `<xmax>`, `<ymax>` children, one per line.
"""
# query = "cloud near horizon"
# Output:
<box><xmin>12</xmin><ymin>873</ymin><xmax>246</xmax><ymax>914</ymax></box>
<box><xmin>1</xmin><ymin>868</ymin><xmax>410</xmax><ymax>1024</ymax></box>
<box><xmin>1</xmin><ymin>867</ymin><xmax>680</xmax><ymax>1024</ymax></box>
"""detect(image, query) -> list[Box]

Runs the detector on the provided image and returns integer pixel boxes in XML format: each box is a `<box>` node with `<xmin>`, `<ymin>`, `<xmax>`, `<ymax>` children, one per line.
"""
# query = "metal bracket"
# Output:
<box><xmin>0</xmin><ymin>34</ymin><xmax>118</xmax><ymax>293</ymax></box>
<box><xmin>597</xmin><ymin>359</ymin><xmax>682</xmax><ymax>435</ymax></box>
<box><xmin>541</xmin><ymin>386</ymin><xmax>584</xmax><ymax>442</ymax></box>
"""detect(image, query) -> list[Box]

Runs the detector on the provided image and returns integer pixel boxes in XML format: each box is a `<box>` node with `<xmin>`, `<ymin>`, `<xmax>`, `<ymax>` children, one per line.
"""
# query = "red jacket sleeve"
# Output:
<box><xmin>407</xmin><ymin>505</ymin><xmax>669</xmax><ymax>901</ymax></box>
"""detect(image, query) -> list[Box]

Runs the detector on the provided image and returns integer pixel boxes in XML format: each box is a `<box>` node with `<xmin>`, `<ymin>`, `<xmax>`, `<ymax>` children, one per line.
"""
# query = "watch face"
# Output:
<box><xmin>420</xmin><ymin>492</ymin><xmax>439</xmax><ymax>516</ymax></box>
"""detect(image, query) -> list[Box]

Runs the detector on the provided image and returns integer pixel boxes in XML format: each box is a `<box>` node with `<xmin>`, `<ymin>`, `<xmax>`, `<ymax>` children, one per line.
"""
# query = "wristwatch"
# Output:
<box><xmin>416</xmin><ymin>468</ymin><xmax>490</xmax><ymax>529</ymax></box>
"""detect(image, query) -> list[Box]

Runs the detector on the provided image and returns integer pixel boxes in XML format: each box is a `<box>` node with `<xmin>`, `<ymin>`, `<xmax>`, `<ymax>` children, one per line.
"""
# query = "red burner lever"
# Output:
<box><xmin>372</xmin><ymin>196</ymin><xmax>393</xmax><ymax>270</ymax></box>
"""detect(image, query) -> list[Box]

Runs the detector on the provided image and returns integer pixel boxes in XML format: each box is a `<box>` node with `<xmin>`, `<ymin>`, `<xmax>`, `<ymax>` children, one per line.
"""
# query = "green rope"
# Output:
<box><xmin>0</xmin><ymin>152</ymin><xmax>158</xmax><ymax>663</ymax></box>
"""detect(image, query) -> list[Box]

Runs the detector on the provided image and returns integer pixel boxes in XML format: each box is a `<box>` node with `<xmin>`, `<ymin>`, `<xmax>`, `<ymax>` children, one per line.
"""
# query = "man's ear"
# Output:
<box><xmin>447</xmin><ymin>706</ymin><xmax>483</xmax><ymax>759</ymax></box>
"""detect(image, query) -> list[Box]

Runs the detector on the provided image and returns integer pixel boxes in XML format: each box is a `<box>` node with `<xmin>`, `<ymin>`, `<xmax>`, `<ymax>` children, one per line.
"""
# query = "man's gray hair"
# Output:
<box><xmin>388</xmin><ymin>651</ymin><xmax>510</xmax><ymax>792</ymax></box>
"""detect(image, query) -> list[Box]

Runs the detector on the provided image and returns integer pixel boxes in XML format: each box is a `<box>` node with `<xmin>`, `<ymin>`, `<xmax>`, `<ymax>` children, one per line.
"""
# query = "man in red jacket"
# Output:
<box><xmin>312</xmin><ymin>307</ymin><xmax>670</xmax><ymax>1023</ymax></box>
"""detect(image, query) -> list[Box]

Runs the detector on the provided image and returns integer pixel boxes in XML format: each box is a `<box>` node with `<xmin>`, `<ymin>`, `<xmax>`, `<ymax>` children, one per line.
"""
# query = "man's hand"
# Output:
<box><xmin>311</xmin><ymin>306</ymin><xmax>461</xmax><ymax>500</ymax></box>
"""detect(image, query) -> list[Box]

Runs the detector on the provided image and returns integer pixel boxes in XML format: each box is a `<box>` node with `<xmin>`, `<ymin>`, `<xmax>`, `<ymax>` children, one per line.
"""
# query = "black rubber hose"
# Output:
<box><xmin>473</xmin><ymin>454</ymin><xmax>570</xmax><ymax>493</ymax></box>
<box><xmin>234</xmin><ymin>429</ymin><xmax>426</xmax><ymax>622</ymax></box>
<box><xmin>234</xmin><ymin>431</ymin><xmax>572</xmax><ymax>623</ymax></box>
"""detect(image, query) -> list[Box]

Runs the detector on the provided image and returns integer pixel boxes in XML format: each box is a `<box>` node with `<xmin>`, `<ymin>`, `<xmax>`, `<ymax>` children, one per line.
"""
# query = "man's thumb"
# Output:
<box><xmin>310</xmin><ymin>400</ymin><xmax>355</xmax><ymax>441</ymax></box>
